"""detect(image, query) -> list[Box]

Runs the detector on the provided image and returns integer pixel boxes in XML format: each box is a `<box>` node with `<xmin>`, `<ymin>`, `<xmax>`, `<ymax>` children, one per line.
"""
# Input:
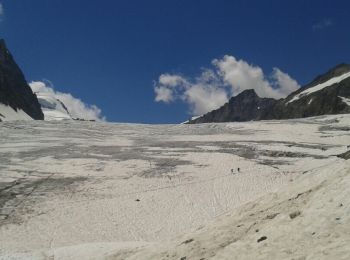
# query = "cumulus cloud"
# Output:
<box><xmin>154</xmin><ymin>55</ymin><xmax>300</xmax><ymax>116</ymax></box>
<box><xmin>154</xmin><ymin>74</ymin><xmax>189</xmax><ymax>103</ymax></box>
<box><xmin>30</xmin><ymin>81</ymin><xmax>105</xmax><ymax>121</ymax></box>
<box><xmin>154</xmin><ymin>86</ymin><xmax>174</xmax><ymax>103</ymax></box>
<box><xmin>159</xmin><ymin>74</ymin><xmax>188</xmax><ymax>87</ymax></box>
<box><xmin>155</xmin><ymin>69</ymin><xmax>229</xmax><ymax>115</ymax></box>
<box><xmin>184</xmin><ymin>84</ymin><xmax>228</xmax><ymax>115</ymax></box>
<box><xmin>270</xmin><ymin>67</ymin><xmax>300</xmax><ymax>97</ymax></box>
<box><xmin>214</xmin><ymin>56</ymin><xmax>300</xmax><ymax>99</ymax></box>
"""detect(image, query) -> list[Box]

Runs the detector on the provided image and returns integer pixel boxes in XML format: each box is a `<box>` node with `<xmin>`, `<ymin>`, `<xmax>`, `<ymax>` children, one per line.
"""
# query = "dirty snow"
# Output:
<box><xmin>0</xmin><ymin>114</ymin><xmax>350</xmax><ymax>259</ymax></box>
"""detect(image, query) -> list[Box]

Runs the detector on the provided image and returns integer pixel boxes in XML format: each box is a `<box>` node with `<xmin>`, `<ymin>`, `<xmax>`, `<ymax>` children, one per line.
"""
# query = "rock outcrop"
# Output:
<box><xmin>0</xmin><ymin>39</ymin><xmax>44</xmax><ymax>121</ymax></box>
<box><xmin>189</xmin><ymin>64</ymin><xmax>350</xmax><ymax>123</ymax></box>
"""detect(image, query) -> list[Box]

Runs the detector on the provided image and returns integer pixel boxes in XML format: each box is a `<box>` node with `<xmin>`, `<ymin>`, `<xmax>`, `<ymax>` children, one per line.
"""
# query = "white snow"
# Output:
<box><xmin>36</xmin><ymin>94</ymin><xmax>72</xmax><ymax>121</ymax></box>
<box><xmin>287</xmin><ymin>71</ymin><xmax>350</xmax><ymax>104</ymax></box>
<box><xmin>1</xmin><ymin>114</ymin><xmax>350</xmax><ymax>259</ymax></box>
<box><xmin>339</xmin><ymin>96</ymin><xmax>350</xmax><ymax>106</ymax></box>
<box><xmin>0</xmin><ymin>103</ymin><xmax>33</xmax><ymax>121</ymax></box>
<box><xmin>181</xmin><ymin>115</ymin><xmax>202</xmax><ymax>124</ymax></box>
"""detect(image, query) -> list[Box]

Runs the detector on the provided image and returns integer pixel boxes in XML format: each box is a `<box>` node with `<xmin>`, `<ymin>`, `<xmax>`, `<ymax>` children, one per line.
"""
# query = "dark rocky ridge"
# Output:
<box><xmin>0</xmin><ymin>39</ymin><xmax>44</xmax><ymax>121</ymax></box>
<box><xmin>191</xmin><ymin>89</ymin><xmax>277</xmax><ymax>123</ymax></box>
<box><xmin>189</xmin><ymin>64</ymin><xmax>350</xmax><ymax>123</ymax></box>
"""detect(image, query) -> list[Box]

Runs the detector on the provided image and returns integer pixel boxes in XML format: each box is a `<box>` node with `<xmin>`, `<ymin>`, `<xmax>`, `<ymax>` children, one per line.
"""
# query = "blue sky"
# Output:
<box><xmin>0</xmin><ymin>0</ymin><xmax>349</xmax><ymax>123</ymax></box>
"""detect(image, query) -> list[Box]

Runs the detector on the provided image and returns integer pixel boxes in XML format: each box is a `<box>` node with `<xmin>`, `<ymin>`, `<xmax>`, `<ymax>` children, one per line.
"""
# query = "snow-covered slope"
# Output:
<box><xmin>30</xmin><ymin>81</ymin><xmax>104</xmax><ymax>121</ymax></box>
<box><xmin>181</xmin><ymin>115</ymin><xmax>202</xmax><ymax>124</ymax></box>
<box><xmin>339</xmin><ymin>96</ymin><xmax>350</xmax><ymax>106</ymax></box>
<box><xmin>0</xmin><ymin>114</ymin><xmax>350</xmax><ymax>259</ymax></box>
<box><xmin>36</xmin><ymin>93</ymin><xmax>72</xmax><ymax>121</ymax></box>
<box><xmin>0</xmin><ymin>103</ymin><xmax>33</xmax><ymax>121</ymax></box>
<box><xmin>287</xmin><ymin>70</ymin><xmax>350</xmax><ymax>104</ymax></box>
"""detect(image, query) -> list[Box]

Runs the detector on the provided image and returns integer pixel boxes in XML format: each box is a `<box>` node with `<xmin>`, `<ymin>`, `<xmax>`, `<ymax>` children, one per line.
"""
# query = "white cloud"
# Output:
<box><xmin>155</xmin><ymin>69</ymin><xmax>229</xmax><ymax>115</ymax></box>
<box><xmin>154</xmin><ymin>55</ymin><xmax>300</xmax><ymax>116</ymax></box>
<box><xmin>159</xmin><ymin>74</ymin><xmax>188</xmax><ymax>87</ymax></box>
<box><xmin>184</xmin><ymin>84</ymin><xmax>228</xmax><ymax>115</ymax></box>
<box><xmin>154</xmin><ymin>86</ymin><xmax>174</xmax><ymax>103</ymax></box>
<box><xmin>30</xmin><ymin>81</ymin><xmax>105</xmax><ymax>121</ymax></box>
<box><xmin>154</xmin><ymin>74</ymin><xmax>190</xmax><ymax>103</ymax></box>
<box><xmin>214</xmin><ymin>56</ymin><xmax>276</xmax><ymax>98</ymax></box>
<box><xmin>213</xmin><ymin>55</ymin><xmax>300</xmax><ymax>99</ymax></box>
<box><xmin>271</xmin><ymin>68</ymin><xmax>300</xmax><ymax>97</ymax></box>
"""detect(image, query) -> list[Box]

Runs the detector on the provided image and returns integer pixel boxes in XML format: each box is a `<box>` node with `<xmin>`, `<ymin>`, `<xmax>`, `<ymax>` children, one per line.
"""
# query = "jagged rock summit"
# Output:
<box><xmin>0</xmin><ymin>39</ymin><xmax>44</xmax><ymax>121</ymax></box>
<box><xmin>192</xmin><ymin>89</ymin><xmax>277</xmax><ymax>123</ymax></box>
<box><xmin>189</xmin><ymin>63</ymin><xmax>350</xmax><ymax>123</ymax></box>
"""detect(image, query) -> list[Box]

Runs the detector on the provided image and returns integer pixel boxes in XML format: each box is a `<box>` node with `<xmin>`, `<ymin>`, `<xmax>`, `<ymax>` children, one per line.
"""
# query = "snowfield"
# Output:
<box><xmin>0</xmin><ymin>114</ymin><xmax>350</xmax><ymax>259</ymax></box>
<box><xmin>0</xmin><ymin>104</ymin><xmax>32</xmax><ymax>122</ymax></box>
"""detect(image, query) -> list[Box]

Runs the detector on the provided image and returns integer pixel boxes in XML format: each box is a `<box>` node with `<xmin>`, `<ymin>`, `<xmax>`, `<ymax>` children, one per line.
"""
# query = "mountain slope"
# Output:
<box><xmin>190</xmin><ymin>89</ymin><xmax>278</xmax><ymax>123</ymax></box>
<box><xmin>0</xmin><ymin>39</ymin><xmax>44</xmax><ymax>121</ymax></box>
<box><xmin>36</xmin><ymin>93</ymin><xmax>72</xmax><ymax>120</ymax></box>
<box><xmin>189</xmin><ymin>64</ymin><xmax>350</xmax><ymax>123</ymax></box>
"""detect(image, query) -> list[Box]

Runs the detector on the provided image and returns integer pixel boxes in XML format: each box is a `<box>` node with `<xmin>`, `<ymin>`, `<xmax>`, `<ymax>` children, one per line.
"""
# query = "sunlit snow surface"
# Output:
<box><xmin>36</xmin><ymin>94</ymin><xmax>72</xmax><ymax>121</ymax></box>
<box><xmin>0</xmin><ymin>104</ymin><xmax>32</xmax><ymax>121</ymax></box>
<box><xmin>0</xmin><ymin>114</ymin><xmax>350</xmax><ymax>258</ymax></box>
<box><xmin>287</xmin><ymin>71</ymin><xmax>350</xmax><ymax>104</ymax></box>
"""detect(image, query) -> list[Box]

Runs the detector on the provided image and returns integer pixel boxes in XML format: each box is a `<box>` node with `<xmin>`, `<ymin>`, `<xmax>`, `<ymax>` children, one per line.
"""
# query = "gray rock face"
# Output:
<box><xmin>191</xmin><ymin>89</ymin><xmax>277</xmax><ymax>123</ymax></box>
<box><xmin>189</xmin><ymin>64</ymin><xmax>350</xmax><ymax>124</ymax></box>
<box><xmin>0</xmin><ymin>39</ymin><xmax>44</xmax><ymax>120</ymax></box>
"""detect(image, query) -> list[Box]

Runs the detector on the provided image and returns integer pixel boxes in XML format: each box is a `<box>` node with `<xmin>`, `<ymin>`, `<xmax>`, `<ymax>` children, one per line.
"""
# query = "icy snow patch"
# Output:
<box><xmin>181</xmin><ymin>115</ymin><xmax>202</xmax><ymax>124</ymax></box>
<box><xmin>339</xmin><ymin>96</ymin><xmax>350</xmax><ymax>106</ymax></box>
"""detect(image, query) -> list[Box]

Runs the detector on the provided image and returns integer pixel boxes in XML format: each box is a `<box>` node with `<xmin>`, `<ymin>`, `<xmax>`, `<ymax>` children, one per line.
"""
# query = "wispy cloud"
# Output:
<box><xmin>312</xmin><ymin>19</ymin><xmax>333</xmax><ymax>31</ymax></box>
<box><xmin>154</xmin><ymin>55</ymin><xmax>300</xmax><ymax>116</ymax></box>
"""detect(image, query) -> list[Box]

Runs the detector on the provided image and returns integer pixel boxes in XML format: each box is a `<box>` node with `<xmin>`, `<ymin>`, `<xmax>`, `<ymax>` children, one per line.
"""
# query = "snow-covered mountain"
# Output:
<box><xmin>189</xmin><ymin>64</ymin><xmax>350</xmax><ymax>123</ymax></box>
<box><xmin>0</xmin><ymin>39</ymin><xmax>44</xmax><ymax>122</ymax></box>
<box><xmin>35</xmin><ymin>93</ymin><xmax>72</xmax><ymax>121</ymax></box>
<box><xmin>29</xmin><ymin>81</ymin><xmax>104</xmax><ymax>122</ymax></box>
<box><xmin>0</xmin><ymin>39</ymin><xmax>101</xmax><ymax>122</ymax></box>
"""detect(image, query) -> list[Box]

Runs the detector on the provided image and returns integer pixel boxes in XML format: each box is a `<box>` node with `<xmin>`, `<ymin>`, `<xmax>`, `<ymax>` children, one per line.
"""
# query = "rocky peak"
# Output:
<box><xmin>0</xmin><ymin>39</ymin><xmax>44</xmax><ymax>120</ymax></box>
<box><xmin>306</xmin><ymin>63</ymin><xmax>350</xmax><ymax>89</ymax></box>
<box><xmin>189</xmin><ymin>63</ymin><xmax>350</xmax><ymax>124</ymax></box>
<box><xmin>229</xmin><ymin>89</ymin><xmax>258</xmax><ymax>102</ymax></box>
